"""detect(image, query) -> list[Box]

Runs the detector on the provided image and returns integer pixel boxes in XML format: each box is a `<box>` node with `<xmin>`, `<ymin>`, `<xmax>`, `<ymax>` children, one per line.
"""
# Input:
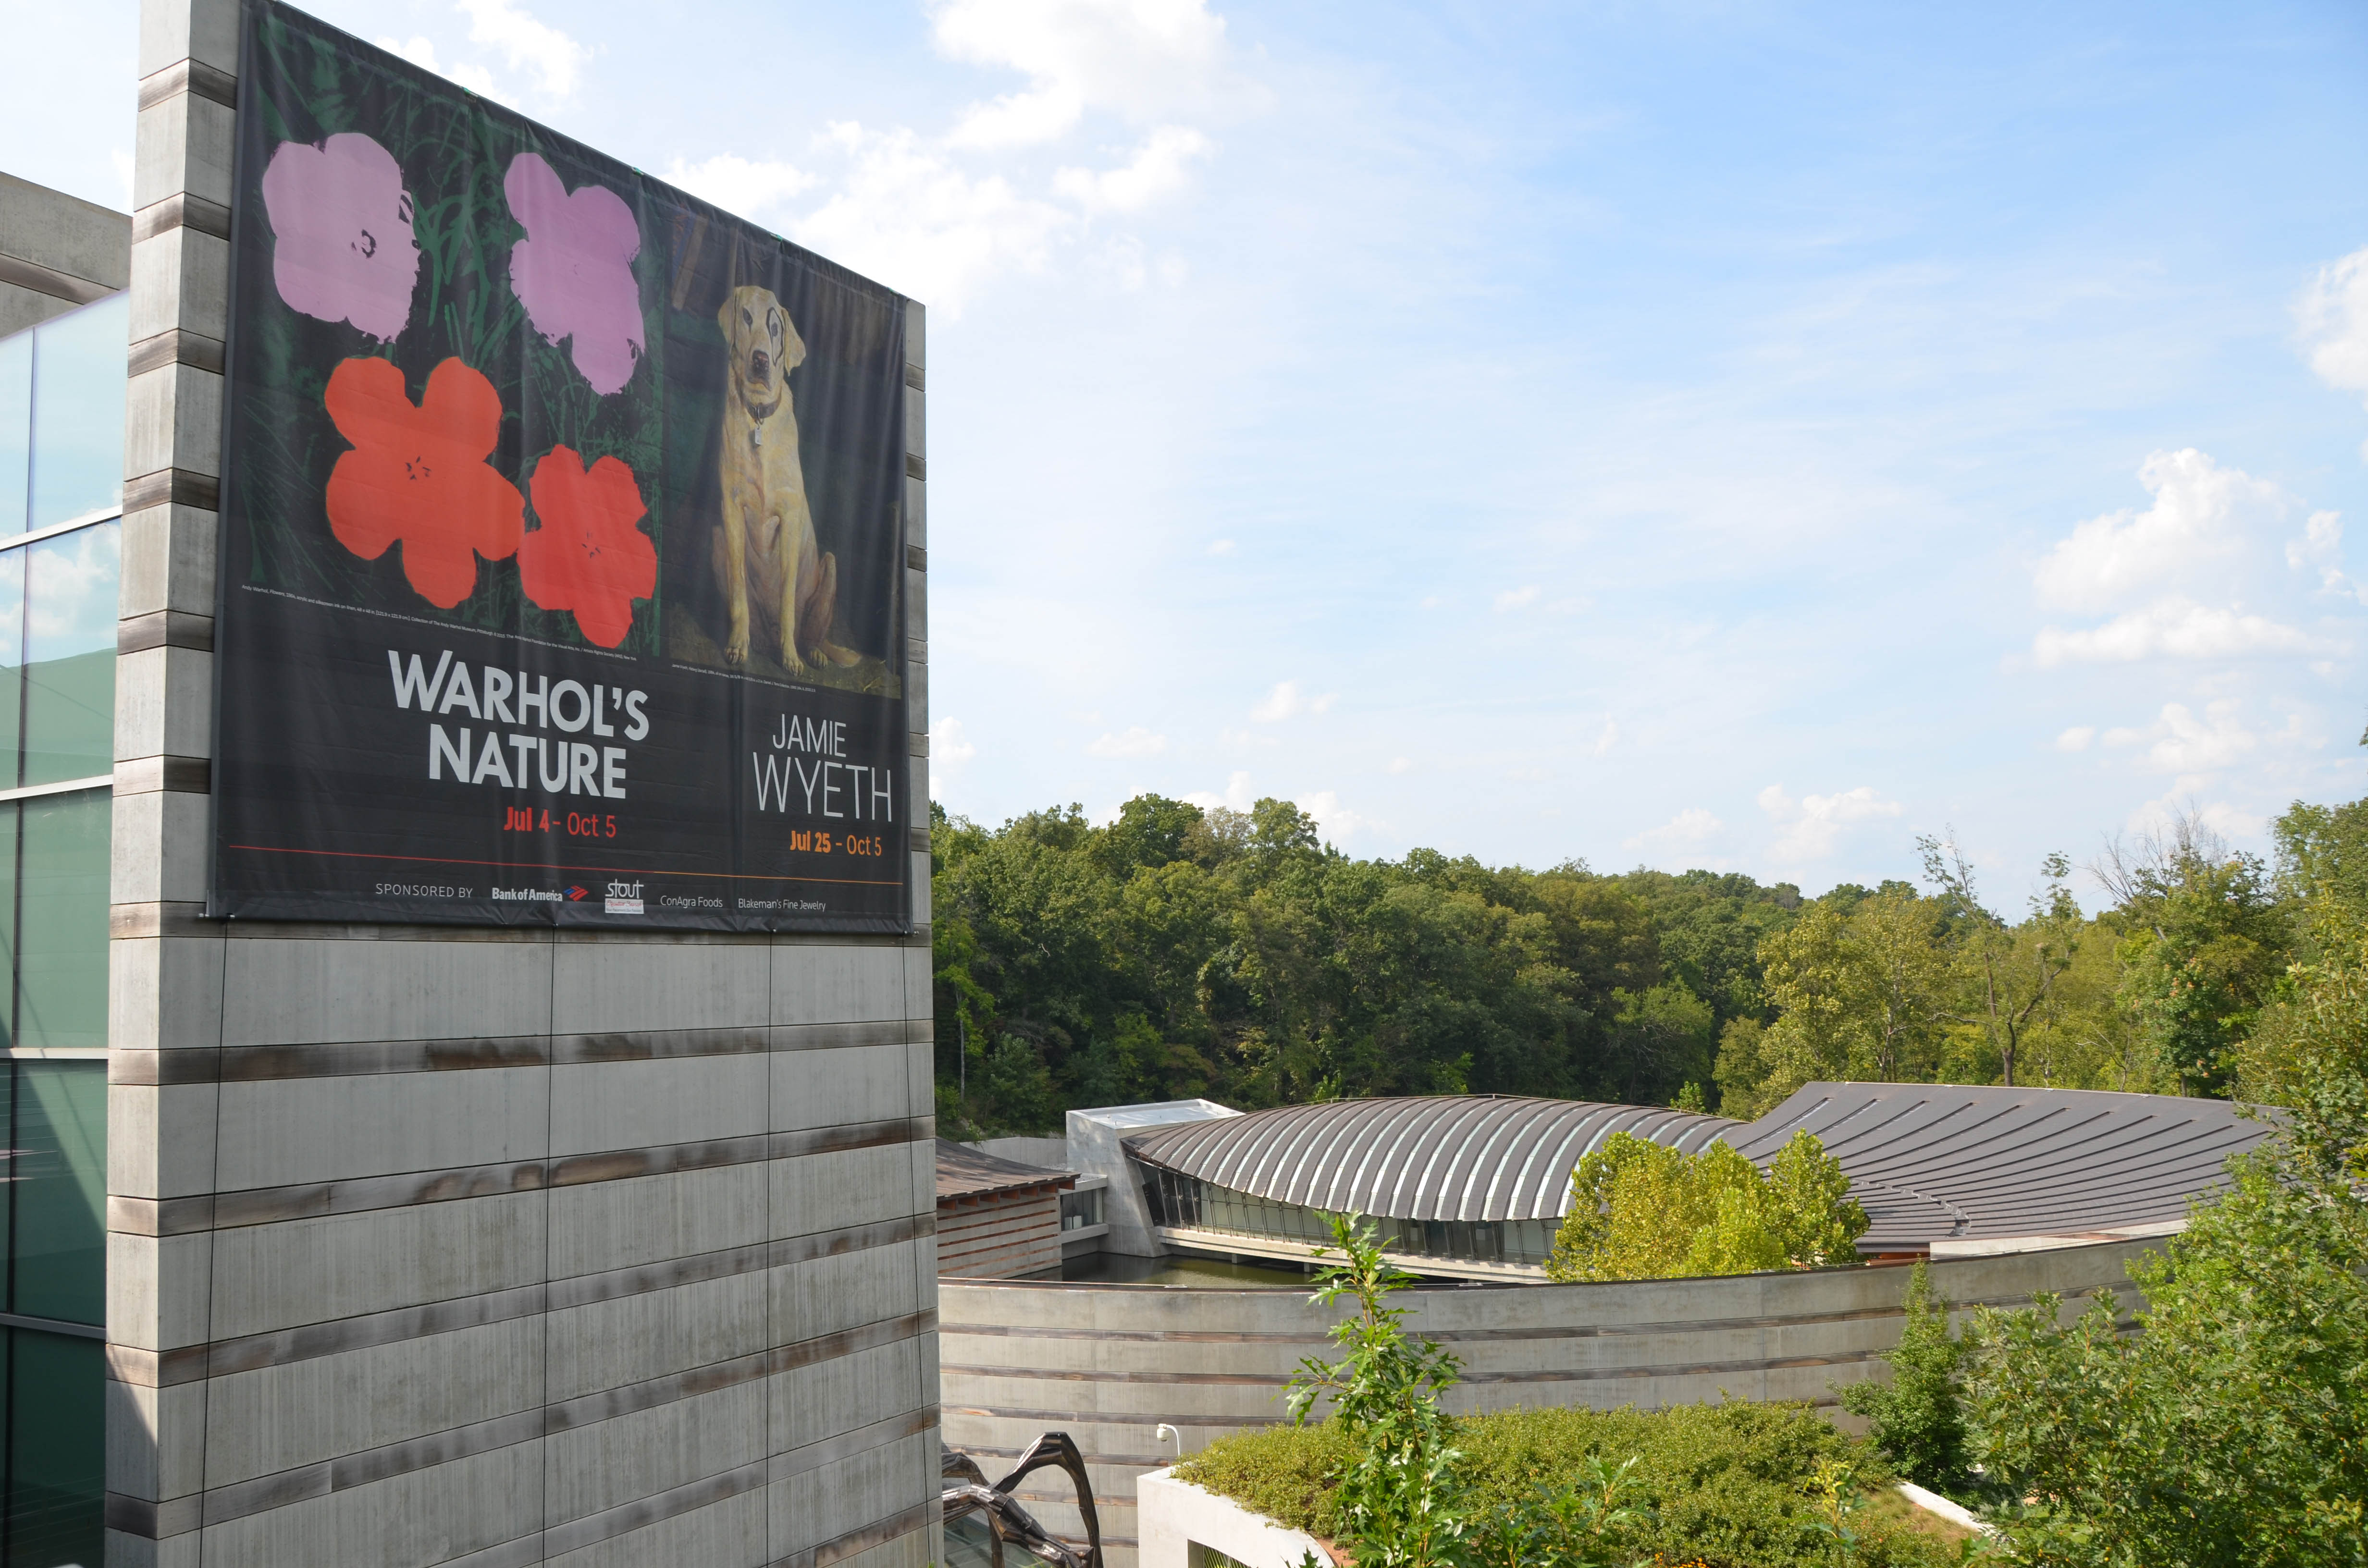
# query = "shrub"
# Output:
<box><xmin>1840</xmin><ymin>1260</ymin><xmax>1970</xmax><ymax>1491</ymax></box>
<box><xmin>1182</xmin><ymin>1402</ymin><xmax>1959</xmax><ymax>1568</ymax></box>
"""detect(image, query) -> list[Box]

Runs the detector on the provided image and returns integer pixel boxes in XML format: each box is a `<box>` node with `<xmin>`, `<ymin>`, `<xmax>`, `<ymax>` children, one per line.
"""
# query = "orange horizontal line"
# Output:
<box><xmin>222</xmin><ymin>843</ymin><xmax>901</xmax><ymax>887</ymax></box>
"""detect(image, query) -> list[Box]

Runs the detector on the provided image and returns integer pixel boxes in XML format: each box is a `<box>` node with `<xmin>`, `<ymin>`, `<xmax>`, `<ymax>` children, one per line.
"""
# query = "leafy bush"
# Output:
<box><xmin>1840</xmin><ymin>1260</ymin><xmax>1970</xmax><ymax>1491</ymax></box>
<box><xmin>1181</xmin><ymin>1401</ymin><xmax>1959</xmax><ymax>1567</ymax></box>
<box><xmin>1546</xmin><ymin>1128</ymin><xmax>1868</xmax><ymax>1282</ymax></box>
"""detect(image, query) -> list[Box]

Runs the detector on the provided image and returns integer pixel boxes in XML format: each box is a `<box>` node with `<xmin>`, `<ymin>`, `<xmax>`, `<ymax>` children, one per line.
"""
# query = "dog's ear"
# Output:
<box><xmin>716</xmin><ymin>290</ymin><xmax>740</xmax><ymax>345</ymax></box>
<box><xmin>778</xmin><ymin>312</ymin><xmax>807</xmax><ymax>373</ymax></box>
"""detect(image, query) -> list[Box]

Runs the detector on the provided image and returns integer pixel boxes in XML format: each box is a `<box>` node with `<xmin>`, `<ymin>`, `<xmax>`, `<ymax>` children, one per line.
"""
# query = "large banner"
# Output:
<box><xmin>211</xmin><ymin>0</ymin><xmax>912</xmax><ymax>932</ymax></box>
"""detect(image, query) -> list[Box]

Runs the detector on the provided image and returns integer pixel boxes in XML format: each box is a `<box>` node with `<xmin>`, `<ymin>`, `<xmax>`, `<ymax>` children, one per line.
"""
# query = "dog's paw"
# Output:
<box><xmin>779</xmin><ymin>646</ymin><xmax>809</xmax><ymax>676</ymax></box>
<box><xmin>724</xmin><ymin>631</ymin><xmax>750</xmax><ymax>665</ymax></box>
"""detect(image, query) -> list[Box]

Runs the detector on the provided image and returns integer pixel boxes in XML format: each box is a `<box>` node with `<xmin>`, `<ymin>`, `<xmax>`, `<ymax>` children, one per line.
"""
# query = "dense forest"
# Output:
<box><xmin>927</xmin><ymin>788</ymin><xmax>2368</xmax><ymax>1135</ymax></box>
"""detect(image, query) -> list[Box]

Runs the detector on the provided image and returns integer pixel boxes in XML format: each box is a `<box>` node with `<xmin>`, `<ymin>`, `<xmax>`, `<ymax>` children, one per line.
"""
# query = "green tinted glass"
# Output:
<box><xmin>11</xmin><ymin>1063</ymin><xmax>106</xmax><ymax>1324</ymax></box>
<box><xmin>16</xmin><ymin>794</ymin><xmax>107</xmax><ymax>1056</ymax></box>
<box><xmin>25</xmin><ymin>294</ymin><xmax>127</xmax><ymax>531</ymax></box>
<box><xmin>22</xmin><ymin>522</ymin><xmax>116</xmax><ymax>787</ymax></box>
<box><xmin>0</xmin><ymin>1067</ymin><xmax>10</xmax><ymax>1271</ymax></box>
<box><xmin>6</xmin><ymin>1328</ymin><xmax>105</xmax><ymax>1568</ymax></box>
<box><xmin>0</xmin><ymin>551</ymin><xmax>21</xmax><ymax>791</ymax></box>
<box><xmin>0</xmin><ymin>331</ymin><xmax>29</xmax><ymax>538</ymax></box>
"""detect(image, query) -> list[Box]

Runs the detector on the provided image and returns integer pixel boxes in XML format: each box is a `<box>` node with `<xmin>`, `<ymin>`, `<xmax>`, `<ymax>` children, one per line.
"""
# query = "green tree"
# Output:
<box><xmin>1546</xmin><ymin>1130</ymin><xmax>1866</xmax><ymax>1282</ymax></box>
<box><xmin>2092</xmin><ymin>812</ymin><xmax>2287</xmax><ymax>1097</ymax></box>
<box><xmin>1745</xmin><ymin>887</ymin><xmax>1952</xmax><ymax>1109</ymax></box>
<box><xmin>1961</xmin><ymin>901</ymin><xmax>2368</xmax><ymax>1564</ymax></box>
<box><xmin>1916</xmin><ymin>837</ymin><xmax>2083</xmax><ymax>1089</ymax></box>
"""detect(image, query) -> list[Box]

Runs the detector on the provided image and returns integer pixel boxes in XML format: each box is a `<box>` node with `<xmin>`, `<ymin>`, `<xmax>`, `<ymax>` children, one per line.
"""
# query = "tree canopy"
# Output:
<box><xmin>932</xmin><ymin>791</ymin><xmax>2340</xmax><ymax>1134</ymax></box>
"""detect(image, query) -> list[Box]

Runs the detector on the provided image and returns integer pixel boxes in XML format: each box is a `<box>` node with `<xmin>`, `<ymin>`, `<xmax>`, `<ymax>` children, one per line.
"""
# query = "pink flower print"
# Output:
<box><xmin>259</xmin><ymin>134</ymin><xmax>420</xmax><ymax>342</ymax></box>
<box><xmin>505</xmin><ymin>153</ymin><xmax>645</xmax><ymax>396</ymax></box>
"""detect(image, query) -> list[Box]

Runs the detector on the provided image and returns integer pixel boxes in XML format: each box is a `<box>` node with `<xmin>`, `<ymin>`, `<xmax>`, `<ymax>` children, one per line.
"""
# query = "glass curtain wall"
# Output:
<box><xmin>0</xmin><ymin>292</ymin><xmax>125</xmax><ymax>1568</ymax></box>
<box><xmin>1138</xmin><ymin>1164</ymin><xmax>1562</xmax><ymax>1270</ymax></box>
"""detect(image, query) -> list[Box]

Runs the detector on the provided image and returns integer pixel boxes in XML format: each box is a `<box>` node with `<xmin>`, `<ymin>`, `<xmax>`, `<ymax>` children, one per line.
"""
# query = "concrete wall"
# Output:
<box><xmin>1135</xmin><ymin>1469</ymin><xmax>1332</xmax><ymax>1568</ymax></box>
<box><xmin>103</xmin><ymin>5</ymin><xmax>942</xmax><ymax>1564</ymax></box>
<box><xmin>940</xmin><ymin>1237</ymin><xmax>2163</xmax><ymax>1568</ymax></box>
<box><xmin>0</xmin><ymin>171</ymin><xmax>130</xmax><ymax>336</ymax></box>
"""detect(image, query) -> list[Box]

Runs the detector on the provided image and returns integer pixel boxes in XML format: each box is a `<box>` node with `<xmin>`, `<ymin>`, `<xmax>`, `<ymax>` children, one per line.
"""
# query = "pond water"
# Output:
<box><xmin>1035</xmin><ymin>1250</ymin><xmax>1320</xmax><ymax>1287</ymax></box>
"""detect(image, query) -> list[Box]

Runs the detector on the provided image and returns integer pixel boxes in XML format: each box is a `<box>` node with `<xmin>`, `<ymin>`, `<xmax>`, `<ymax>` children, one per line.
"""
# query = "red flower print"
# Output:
<box><xmin>519</xmin><ymin>447</ymin><xmax>657</xmax><ymax>648</ymax></box>
<box><xmin>323</xmin><ymin>356</ymin><xmax>524</xmax><ymax>608</ymax></box>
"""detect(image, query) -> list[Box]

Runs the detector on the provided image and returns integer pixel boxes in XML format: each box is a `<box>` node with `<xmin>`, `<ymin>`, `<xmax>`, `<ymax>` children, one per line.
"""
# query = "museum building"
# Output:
<box><xmin>0</xmin><ymin>0</ymin><xmax>945</xmax><ymax>1556</ymax></box>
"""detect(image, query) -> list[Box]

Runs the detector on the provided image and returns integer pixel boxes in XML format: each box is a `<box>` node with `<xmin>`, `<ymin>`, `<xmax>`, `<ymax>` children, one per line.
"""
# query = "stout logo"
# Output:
<box><xmin>604</xmin><ymin>880</ymin><xmax>644</xmax><ymax>915</ymax></box>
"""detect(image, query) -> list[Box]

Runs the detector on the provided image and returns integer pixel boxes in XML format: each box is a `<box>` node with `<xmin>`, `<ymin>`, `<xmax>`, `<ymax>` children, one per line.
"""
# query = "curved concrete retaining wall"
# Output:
<box><xmin>940</xmin><ymin>1237</ymin><xmax>2161</xmax><ymax>1566</ymax></box>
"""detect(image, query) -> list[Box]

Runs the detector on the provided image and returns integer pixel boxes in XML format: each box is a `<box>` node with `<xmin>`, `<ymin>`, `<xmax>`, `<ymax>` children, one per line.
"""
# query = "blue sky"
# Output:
<box><xmin>11</xmin><ymin>0</ymin><xmax>2368</xmax><ymax>900</ymax></box>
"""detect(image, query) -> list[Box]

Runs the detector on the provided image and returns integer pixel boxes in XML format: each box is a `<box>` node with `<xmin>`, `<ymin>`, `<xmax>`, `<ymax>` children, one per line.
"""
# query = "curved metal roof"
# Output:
<box><xmin>1726</xmin><ymin>1082</ymin><xmax>2273</xmax><ymax>1252</ymax></box>
<box><xmin>1123</xmin><ymin>1095</ymin><xmax>1741</xmax><ymax>1223</ymax></box>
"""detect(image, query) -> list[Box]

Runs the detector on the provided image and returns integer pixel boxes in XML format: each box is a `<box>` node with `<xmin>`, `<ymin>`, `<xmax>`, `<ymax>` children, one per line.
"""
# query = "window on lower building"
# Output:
<box><xmin>1061</xmin><ymin>1186</ymin><xmax>1105</xmax><ymax>1231</ymax></box>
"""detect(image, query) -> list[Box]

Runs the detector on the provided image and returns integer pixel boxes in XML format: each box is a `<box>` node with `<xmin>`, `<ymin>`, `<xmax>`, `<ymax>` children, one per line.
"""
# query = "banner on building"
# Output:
<box><xmin>211</xmin><ymin>0</ymin><xmax>913</xmax><ymax>931</ymax></box>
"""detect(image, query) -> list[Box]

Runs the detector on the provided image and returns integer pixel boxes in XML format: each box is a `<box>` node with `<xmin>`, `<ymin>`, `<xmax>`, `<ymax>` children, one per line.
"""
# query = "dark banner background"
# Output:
<box><xmin>211</xmin><ymin>0</ymin><xmax>912</xmax><ymax>931</ymax></box>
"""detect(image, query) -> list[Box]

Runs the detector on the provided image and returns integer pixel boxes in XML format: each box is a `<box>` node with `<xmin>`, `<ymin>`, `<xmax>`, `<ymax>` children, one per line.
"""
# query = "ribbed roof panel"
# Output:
<box><xmin>1124</xmin><ymin>1096</ymin><xmax>1745</xmax><ymax>1222</ymax></box>
<box><xmin>1725</xmin><ymin>1083</ymin><xmax>2273</xmax><ymax>1250</ymax></box>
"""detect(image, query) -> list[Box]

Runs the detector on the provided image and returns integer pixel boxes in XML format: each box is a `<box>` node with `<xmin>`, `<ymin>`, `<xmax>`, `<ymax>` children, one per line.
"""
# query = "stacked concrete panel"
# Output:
<box><xmin>940</xmin><ymin>1236</ymin><xmax>2160</xmax><ymax>1567</ymax></box>
<box><xmin>103</xmin><ymin>4</ymin><xmax>942</xmax><ymax>1564</ymax></box>
<box><xmin>0</xmin><ymin>172</ymin><xmax>131</xmax><ymax>335</ymax></box>
<box><xmin>936</xmin><ymin>1190</ymin><xmax>1063</xmax><ymax>1280</ymax></box>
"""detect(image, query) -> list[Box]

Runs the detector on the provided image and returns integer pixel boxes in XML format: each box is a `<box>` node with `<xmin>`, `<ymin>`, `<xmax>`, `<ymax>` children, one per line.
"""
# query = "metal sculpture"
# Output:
<box><xmin>942</xmin><ymin>1431</ymin><xmax>1104</xmax><ymax>1568</ymax></box>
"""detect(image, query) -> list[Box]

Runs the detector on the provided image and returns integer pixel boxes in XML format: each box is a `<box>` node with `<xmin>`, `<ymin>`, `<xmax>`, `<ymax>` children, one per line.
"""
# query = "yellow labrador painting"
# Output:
<box><xmin>713</xmin><ymin>284</ymin><xmax>860</xmax><ymax>674</ymax></box>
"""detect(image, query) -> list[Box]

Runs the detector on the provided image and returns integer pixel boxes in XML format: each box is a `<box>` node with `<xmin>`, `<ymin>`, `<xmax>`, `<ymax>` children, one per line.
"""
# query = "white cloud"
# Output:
<box><xmin>1053</xmin><ymin>126</ymin><xmax>1210</xmax><ymax>211</ymax></box>
<box><xmin>375</xmin><ymin>34</ymin><xmax>505</xmax><ymax>100</ymax></box>
<box><xmin>794</xmin><ymin>123</ymin><xmax>1071</xmax><ymax>313</ymax></box>
<box><xmin>931</xmin><ymin>717</ymin><xmax>978</xmax><ymax>764</ymax></box>
<box><xmin>1184</xmin><ymin>770</ymin><xmax>1256</xmax><ymax>812</ymax></box>
<box><xmin>2034</xmin><ymin>449</ymin><xmax>2283</xmax><ymax>613</ymax></box>
<box><xmin>109</xmin><ymin>148</ymin><xmax>131</xmax><ymax>206</ymax></box>
<box><xmin>2105</xmin><ymin>701</ymin><xmax>2256</xmax><ymax>775</ymax></box>
<box><xmin>2054</xmin><ymin>725</ymin><xmax>2096</xmax><ymax>752</ymax></box>
<box><xmin>1301</xmin><ymin>790</ymin><xmax>1378</xmax><ymax>842</ymax></box>
<box><xmin>1493</xmin><ymin>585</ymin><xmax>1541</xmax><ymax>612</ymax></box>
<box><xmin>930</xmin><ymin>0</ymin><xmax>1232</xmax><ymax>148</ymax></box>
<box><xmin>2285</xmin><ymin>509</ymin><xmax>2368</xmax><ymax>603</ymax></box>
<box><xmin>1086</xmin><ymin>725</ymin><xmax>1167</xmax><ymax>758</ymax></box>
<box><xmin>1207</xmin><ymin>538</ymin><xmax>1235</xmax><ymax>555</ymax></box>
<box><xmin>2032</xmin><ymin>597</ymin><xmax>2316</xmax><ymax>666</ymax></box>
<box><xmin>2289</xmin><ymin>509</ymin><xmax>2343</xmax><ymax>570</ymax></box>
<box><xmin>665</xmin><ymin>155</ymin><xmax>816</xmax><ymax>223</ymax></box>
<box><xmin>26</xmin><ymin>523</ymin><xmax>118</xmax><ymax>654</ymax></box>
<box><xmin>1757</xmin><ymin>784</ymin><xmax>1903</xmax><ymax>862</ymax></box>
<box><xmin>1250</xmin><ymin>679</ymin><xmax>1335</xmax><ymax>723</ymax></box>
<box><xmin>1385</xmin><ymin>756</ymin><xmax>1412</xmax><ymax>774</ymax></box>
<box><xmin>2299</xmin><ymin>244</ymin><xmax>2368</xmax><ymax>449</ymax></box>
<box><xmin>1623</xmin><ymin>807</ymin><xmax>1723</xmax><ymax>853</ymax></box>
<box><xmin>1591</xmin><ymin>719</ymin><xmax>1618</xmax><ymax>757</ymax></box>
<box><xmin>456</xmin><ymin>0</ymin><xmax>585</xmax><ymax>99</ymax></box>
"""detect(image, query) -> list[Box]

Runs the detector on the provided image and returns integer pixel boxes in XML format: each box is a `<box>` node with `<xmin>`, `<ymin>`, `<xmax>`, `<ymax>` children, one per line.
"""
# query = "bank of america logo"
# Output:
<box><xmin>564</xmin><ymin>884</ymin><xmax>589</xmax><ymax>901</ymax></box>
